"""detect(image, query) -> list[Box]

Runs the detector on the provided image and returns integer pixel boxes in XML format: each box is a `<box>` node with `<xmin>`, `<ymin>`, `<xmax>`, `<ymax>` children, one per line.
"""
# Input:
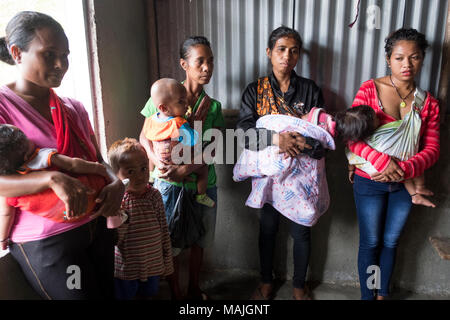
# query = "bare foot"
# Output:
<box><xmin>415</xmin><ymin>186</ymin><xmax>434</xmax><ymax>197</ymax></box>
<box><xmin>293</xmin><ymin>287</ymin><xmax>311</xmax><ymax>300</ymax></box>
<box><xmin>411</xmin><ymin>194</ymin><xmax>436</xmax><ymax>208</ymax></box>
<box><xmin>376</xmin><ymin>295</ymin><xmax>385</xmax><ymax>300</ymax></box>
<box><xmin>251</xmin><ymin>283</ymin><xmax>273</xmax><ymax>300</ymax></box>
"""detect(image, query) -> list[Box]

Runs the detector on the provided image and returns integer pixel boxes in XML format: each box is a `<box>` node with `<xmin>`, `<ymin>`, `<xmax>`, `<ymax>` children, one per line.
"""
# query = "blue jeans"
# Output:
<box><xmin>353</xmin><ymin>175</ymin><xmax>412</xmax><ymax>300</ymax></box>
<box><xmin>153</xmin><ymin>179</ymin><xmax>218</xmax><ymax>255</ymax></box>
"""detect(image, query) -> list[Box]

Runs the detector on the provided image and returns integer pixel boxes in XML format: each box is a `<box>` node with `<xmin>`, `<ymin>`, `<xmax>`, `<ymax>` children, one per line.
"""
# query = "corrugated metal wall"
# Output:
<box><xmin>152</xmin><ymin>0</ymin><xmax>448</xmax><ymax>112</ymax></box>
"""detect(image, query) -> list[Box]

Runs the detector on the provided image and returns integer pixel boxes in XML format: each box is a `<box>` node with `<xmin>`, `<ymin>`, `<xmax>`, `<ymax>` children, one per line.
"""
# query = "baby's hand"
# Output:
<box><xmin>157</xmin><ymin>160</ymin><xmax>171</xmax><ymax>172</ymax></box>
<box><xmin>348</xmin><ymin>170</ymin><xmax>355</xmax><ymax>184</ymax></box>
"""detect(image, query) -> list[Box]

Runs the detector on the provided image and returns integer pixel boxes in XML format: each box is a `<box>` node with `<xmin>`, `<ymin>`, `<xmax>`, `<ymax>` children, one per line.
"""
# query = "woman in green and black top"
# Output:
<box><xmin>139</xmin><ymin>36</ymin><xmax>224</xmax><ymax>301</ymax></box>
<box><xmin>237</xmin><ymin>26</ymin><xmax>325</xmax><ymax>300</ymax></box>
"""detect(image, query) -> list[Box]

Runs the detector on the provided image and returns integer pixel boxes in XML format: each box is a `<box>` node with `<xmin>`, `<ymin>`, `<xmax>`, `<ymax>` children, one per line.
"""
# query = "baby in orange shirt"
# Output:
<box><xmin>142</xmin><ymin>78</ymin><xmax>215</xmax><ymax>208</ymax></box>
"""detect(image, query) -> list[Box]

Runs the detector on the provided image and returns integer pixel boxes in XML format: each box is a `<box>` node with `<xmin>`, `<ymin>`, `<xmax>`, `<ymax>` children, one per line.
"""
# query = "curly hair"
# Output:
<box><xmin>335</xmin><ymin>105</ymin><xmax>377</xmax><ymax>144</ymax></box>
<box><xmin>385</xmin><ymin>28</ymin><xmax>429</xmax><ymax>59</ymax></box>
<box><xmin>0</xmin><ymin>125</ymin><xmax>29</xmax><ymax>175</ymax></box>
<box><xmin>107</xmin><ymin>138</ymin><xmax>146</xmax><ymax>173</ymax></box>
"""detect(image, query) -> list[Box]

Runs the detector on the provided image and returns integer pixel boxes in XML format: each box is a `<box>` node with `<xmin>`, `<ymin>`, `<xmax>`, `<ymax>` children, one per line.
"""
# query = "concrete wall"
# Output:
<box><xmin>89</xmin><ymin>0</ymin><xmax>150</xmax><ymax>148</ymax></box>
<box><xmin>203</xmin><ymin>113</ymin><xmax>450</xmax><ymax>297</ymax></box>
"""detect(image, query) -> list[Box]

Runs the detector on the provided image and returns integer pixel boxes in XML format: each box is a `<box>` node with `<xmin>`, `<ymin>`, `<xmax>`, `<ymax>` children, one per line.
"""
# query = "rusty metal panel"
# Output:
<box><xmin>153</xmin><ymin>0</ymin><xmax>294</xmax><ymax>109</ymax></box>
<box><xmin>152</xmin><ymin>0</ymin><xmax>448</xmax><ymax>111</ymax></box>
<box><xmin>295</xmin><ymin>0</ymin><xmax>448</xmax><ymax>112</ymax></box>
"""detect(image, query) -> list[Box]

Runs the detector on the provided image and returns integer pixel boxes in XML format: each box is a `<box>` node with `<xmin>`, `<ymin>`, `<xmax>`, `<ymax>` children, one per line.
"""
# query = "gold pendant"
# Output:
<box><xmin>400</xmin><ymin>101</ymin><xmax>406</xmax><ymax>108</ymax></box>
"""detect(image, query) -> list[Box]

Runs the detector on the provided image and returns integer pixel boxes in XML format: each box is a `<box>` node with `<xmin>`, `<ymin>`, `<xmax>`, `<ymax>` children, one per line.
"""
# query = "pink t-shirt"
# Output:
<box><xmin>0</xmin><ymin>85</ymin><xmax>95</xmax><ymax>243</ymax></box>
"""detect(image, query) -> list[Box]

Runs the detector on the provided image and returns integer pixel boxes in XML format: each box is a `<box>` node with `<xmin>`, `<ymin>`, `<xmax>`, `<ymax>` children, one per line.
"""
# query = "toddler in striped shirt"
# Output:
<box><xmin>108</xmin><ymin>138</ymin><xmax>173</xmax><ymax>300</ymax></box>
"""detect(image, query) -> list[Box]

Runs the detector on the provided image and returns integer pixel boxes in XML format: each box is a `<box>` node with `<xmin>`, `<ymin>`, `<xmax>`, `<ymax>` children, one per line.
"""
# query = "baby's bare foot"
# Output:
<box><xmin>415</xmin><ymin>186</ymin><xmax>434</xmax><ymax>197</ymax></box>
<box><xmin>411</xmin><ymin>194</ymin><xmax>436</xmax><ymax>208</ymax></box>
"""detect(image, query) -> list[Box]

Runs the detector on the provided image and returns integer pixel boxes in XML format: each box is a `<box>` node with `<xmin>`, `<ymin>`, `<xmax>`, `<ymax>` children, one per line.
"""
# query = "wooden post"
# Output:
<box><xmin>145</xmin><ymin>0</ymin><xmax>160</xmax><ymax>87</ymax></box>
<box><xmin>438</xmin><ymin>0</ymin><xmax>450</xmax><ymax>118</ymax></box>
<box><xmin>429</xmin><ymin>237</ymin><xmax>450</xmax><ymax>260</ymax></box>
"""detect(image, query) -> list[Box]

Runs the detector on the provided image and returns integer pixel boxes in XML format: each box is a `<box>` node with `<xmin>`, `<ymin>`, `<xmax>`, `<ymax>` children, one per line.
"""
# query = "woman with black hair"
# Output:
<box><xmin>0</xmin><ymin>11</ymin><xmax>124</xmax><ymax>299</ymax></box>
<box><xmin>237</xmin><ymin>26</ymin><xmax>326</xmax><ymax>300</ymax></box>
<box><xmin>349</xmin><ymin>28</ymin><xmax>440</xmax><ymax>300</ymax></box>
<box><xmin>139</xmin><ymin>36</ymin><xmax>224</xmax><ymax>300</ymax></box>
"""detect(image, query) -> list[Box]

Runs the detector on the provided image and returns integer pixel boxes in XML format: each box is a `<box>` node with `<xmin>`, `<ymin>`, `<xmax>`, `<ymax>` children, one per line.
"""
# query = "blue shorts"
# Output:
<box><xmin>153</xmin><ymin>179</ymin><xmax>218</xmax><ymax>256</ymax></box>
<box><xmin>114</xmin><ymin>276</ymin><xmax>160</xmax><ymax>300</ymax></box>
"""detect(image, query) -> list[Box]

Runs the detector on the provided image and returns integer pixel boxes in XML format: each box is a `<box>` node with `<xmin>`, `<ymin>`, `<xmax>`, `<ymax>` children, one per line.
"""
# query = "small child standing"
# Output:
<box><xmin>336</xmin><ymin>105</ymin><xmax>435</xmax><ymax>208</ymax></box>
<box><xmin>142</xmin><ymin>78</ymin><xmax>215</xmax><ymax>207</ymax></box>
<box><xmin>108</xmin><ymin>138</ymin><xmax>173</xmax><ymax>300</ymax></box>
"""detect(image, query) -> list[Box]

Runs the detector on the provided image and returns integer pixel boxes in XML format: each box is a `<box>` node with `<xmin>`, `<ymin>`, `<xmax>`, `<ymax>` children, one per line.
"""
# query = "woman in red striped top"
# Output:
<box><xmin>348</xmin><ymin>28</ymin><xmax>440</xmax><ymax>300</ymax></box>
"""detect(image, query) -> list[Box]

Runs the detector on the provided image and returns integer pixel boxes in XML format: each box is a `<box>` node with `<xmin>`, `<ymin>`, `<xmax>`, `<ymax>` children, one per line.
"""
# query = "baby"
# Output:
<box><xmin>233</xmin><ymin>107</ymin><xmax>337</xmax><ymax>227</ymax></box>
<box><xmin>142</xmin><ymin>78</ymin><xmax>215</xmax><ymax>207</ymax></box>
<box><xmin>338</xmin><ymin>105</ymin><xmax>435</xmax><ymax>208</ymax></box>
<box><xmin>0</xmin><ymin>124</ymin><xmax>112</xmax><ymax>249</ymax></box>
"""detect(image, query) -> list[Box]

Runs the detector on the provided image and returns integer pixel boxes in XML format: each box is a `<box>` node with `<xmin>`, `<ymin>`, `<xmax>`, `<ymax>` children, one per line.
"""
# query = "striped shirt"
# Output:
<box><xmin>349</xmin><ymin>79</ymin><xmax>440</xmax><ymax>180</ymax></box>
<box><xmin>114</xmin><ymin>184</ymin><xmax>174</xmax><ymax>281</ymax></box>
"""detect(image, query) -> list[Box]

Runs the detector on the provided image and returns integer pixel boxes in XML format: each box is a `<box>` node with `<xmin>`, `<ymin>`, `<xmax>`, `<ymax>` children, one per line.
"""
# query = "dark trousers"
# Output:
<box><xmin>259</xmin><ymin>204</ymin><xmax>311</xmax><ymax>289</ymax></box>
<box><xmin>9</xmin><ymin>216</ymin><xmax>115</xmax><ymax>300</ymax></box>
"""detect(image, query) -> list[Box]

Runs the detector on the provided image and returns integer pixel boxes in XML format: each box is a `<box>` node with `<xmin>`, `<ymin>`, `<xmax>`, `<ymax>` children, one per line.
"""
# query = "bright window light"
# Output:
<box><xmin>0</xmin><ymin>0</ymin><xmax>94</xmax><ymax>122</ymax></box>
<box><xmin>0</xmin><ymin>0</ymin><xmax>92</xmax><ymax>258</ymax></box>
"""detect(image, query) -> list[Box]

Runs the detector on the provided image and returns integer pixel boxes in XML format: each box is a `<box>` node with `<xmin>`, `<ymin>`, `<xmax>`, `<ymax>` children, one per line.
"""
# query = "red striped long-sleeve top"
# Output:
<box><xmin>349</xmin><ymin>79</ymin><xmax>440</xmax><ymax>180</ymax></box>
<box><xmin>114</xmin><ymin>184</ymin><xmax>174</xmax><ymax>281</ymax></box>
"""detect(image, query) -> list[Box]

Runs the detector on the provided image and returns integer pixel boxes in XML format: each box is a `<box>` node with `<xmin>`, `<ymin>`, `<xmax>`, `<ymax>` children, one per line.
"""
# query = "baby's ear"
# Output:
<box><xmin>158</xmin><ymin>104</ymin><xmax>167</xmax><ymax>113</ymax></box>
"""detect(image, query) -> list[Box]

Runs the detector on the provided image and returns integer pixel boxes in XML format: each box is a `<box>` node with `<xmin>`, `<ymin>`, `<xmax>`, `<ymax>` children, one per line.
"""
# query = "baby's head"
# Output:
<box><xmin>151</xmin><ymin>78</ymin><xmax>188</xmax><ymax>118</ymax></box>
<box><xmin>335</xmin><ymin>105</ymin><xmax>379</xmax><ymax>144</ymax></box>
<box><xmin>108</xmin><ymin>138</ymin><xmax>149</xmax><ymax>193</ymax></box>
<box><xmin>0</xmin><ymin>124</ymin><xmax>33</xmax><ymax>175</ymax></box>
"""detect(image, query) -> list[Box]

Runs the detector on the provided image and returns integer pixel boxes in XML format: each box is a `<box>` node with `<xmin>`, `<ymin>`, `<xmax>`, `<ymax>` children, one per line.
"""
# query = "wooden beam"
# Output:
<box><xmin>438</xmin><ymin>0</ymin><xmax>450</xmax><ymax>118</ymax></box>
<box><xmin>430</xmin><ymin>237</ymin><xmax>450</xmax><ymax>260</ymax></box>
<box><xmin>145</xmin><ymin>0</ymin><xmax>160</xmax><ymax>87</ymax></box>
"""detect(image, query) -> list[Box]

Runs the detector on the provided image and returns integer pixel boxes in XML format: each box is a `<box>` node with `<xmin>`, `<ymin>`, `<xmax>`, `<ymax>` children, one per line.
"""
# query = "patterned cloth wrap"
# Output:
<box><xmin>233</xmin><ymin>110</ymin><xmax>335</xmax><ymax>227</ymax></box>
<box><xmin>346</xmin><ymin>88</ymin><xmax>426</xmax><ymax>175</ymax></box>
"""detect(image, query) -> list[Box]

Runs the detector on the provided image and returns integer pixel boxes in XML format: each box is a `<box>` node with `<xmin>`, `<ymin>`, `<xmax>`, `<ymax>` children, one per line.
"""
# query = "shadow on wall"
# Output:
<box><xmin>302</xmin><ymin>42</ymin><xmax>349</xmax><ymax>114</ymax></box>
<box><xmin>393</xmin><ymin>120</ymin><xmax>450</xmax><ymax>295</ymax></box>
<box><xmin>309</xmin><ymin>140</ymin><xmax>359</xmax><ymax>285</ymax></box>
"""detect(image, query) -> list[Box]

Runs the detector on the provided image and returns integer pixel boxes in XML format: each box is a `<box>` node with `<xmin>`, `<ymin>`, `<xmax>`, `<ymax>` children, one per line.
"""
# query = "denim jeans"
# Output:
<box><xmin>353</xmin><ymin>175</ymin><xmax>412</xmax><ymax>300</ymax></box>
<box><xmin>259</xmin><ymin>204</ymin><xmax>311</xmax><ymax>289</ymax></box>
<box><xmin>153</xmin><ymin>179</ymin><xmax>218</xmax><ymax>255</ymax></box>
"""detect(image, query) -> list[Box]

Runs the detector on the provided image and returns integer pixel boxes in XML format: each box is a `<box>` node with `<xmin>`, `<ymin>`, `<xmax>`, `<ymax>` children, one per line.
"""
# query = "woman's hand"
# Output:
<box><xmin>273</xmin><ymin>132</ymin><xmax>312</xmax><ymax>158</ymax></box>
<box><xmin>192</xmin><ymin>95</ymin><xmax>211</xmax><ymax>124</ymax></box>
<box><xmin>48</xmin><ymin>171</ymin><xmax>96</xmax><ymax>219</ymax></box>
<box><xmin>158</xmin><ymin>164</ymin><xmax>195</xmax><ymax>183</ymax></box>
<box><xmin>371</xmin><ymin>158</ymin><xmax>404</xmax><ymax>182</ymax></box>
<box><xmin>90</xmin><ymin>179</ymin><xmax>125</xmax><ymax>219</ymax></box>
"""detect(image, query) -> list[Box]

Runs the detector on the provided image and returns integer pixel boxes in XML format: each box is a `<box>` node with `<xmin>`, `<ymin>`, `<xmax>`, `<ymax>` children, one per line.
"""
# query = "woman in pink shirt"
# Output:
<box><xmin>348</xmin><ymin>28</ymin><xmax>440</xmax><ymax>300</ymax></box>
<box><xmin>0</xmin><ymin>11</ymin><xmax>124</xmax><ymax>299</ymax></box>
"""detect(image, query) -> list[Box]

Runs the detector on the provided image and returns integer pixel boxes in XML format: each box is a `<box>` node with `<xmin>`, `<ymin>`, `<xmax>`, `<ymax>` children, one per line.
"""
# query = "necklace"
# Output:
<box><xmin>389</xmin><ymin>75</ymin><xmax>415</xmax><ymax>108</ymax></box>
